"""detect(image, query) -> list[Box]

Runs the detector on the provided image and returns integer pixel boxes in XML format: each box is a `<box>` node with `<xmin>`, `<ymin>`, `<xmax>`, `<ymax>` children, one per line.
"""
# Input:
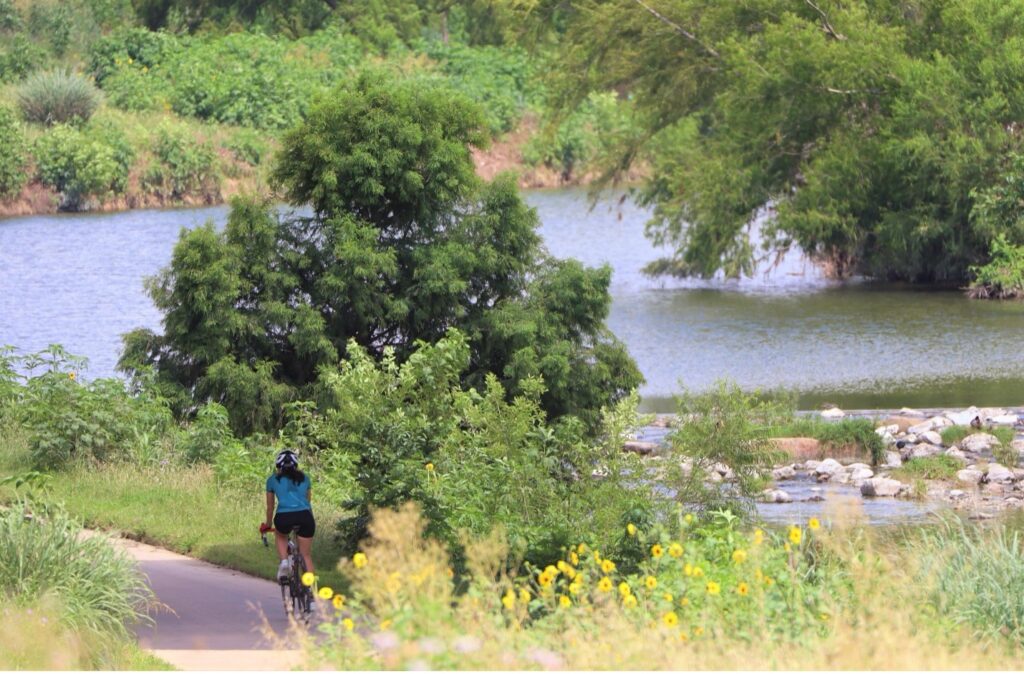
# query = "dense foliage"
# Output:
<box><xmin>530</xmin><ymin>0</ymin><xmax>1024</xmax><ymax>283</ymax></box>
<box><xmin>121</xmin><ymin>73</ymin><xmax>641</xmax><ymax>434</ymax></box>
<box><xmin>16</xmin><ymin>70</ymin><xmax>101</xmax><ymax>126</ymax></box>
<box><xmin>0</xmin><ymin>106</ymin><xmax>28</xmax><ymax>197</ymax></box>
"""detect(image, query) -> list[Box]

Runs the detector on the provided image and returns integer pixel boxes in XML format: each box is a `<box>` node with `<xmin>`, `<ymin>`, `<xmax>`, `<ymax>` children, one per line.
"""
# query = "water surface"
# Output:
<box><xmin>2</xmin><ymin>190</ymin><xmax>1023</xmax><ymax>410</ymax></box>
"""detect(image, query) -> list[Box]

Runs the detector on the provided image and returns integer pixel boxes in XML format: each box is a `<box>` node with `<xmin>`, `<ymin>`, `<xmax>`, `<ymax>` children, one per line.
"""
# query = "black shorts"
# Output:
<box><xmin>274</xmin><ymin>510</ymin><xmax>315</xmax><ymax>538</ymax></box>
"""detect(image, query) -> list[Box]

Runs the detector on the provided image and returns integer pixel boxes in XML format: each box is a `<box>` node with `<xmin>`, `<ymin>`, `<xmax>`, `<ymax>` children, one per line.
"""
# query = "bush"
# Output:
<box><xmin>0</xmin><ymin>34</ymin><xmax>46</xmax><ymax>84</ymax></box>
<box><xmin>891</xmin><ymin>455</ymin><xmax>962</xmax><ymax>482</ymax></box>
<box><xmin>179</xmin><ymin>402</ymin><xmax>239</xmax><ymax>464</ymax></box>
<box><xmin>768</xmin><ymin>416</ymin><xmax>886</xmax><ymax>465</ymax></box>
<box><xmin>224</xmin><ymin>127</ymin><xmax>271</xmax><ymax>166</ymax></box>
<box><xmin>141</xmin><ymin>124</ymin><xmax>220</xmax><ymax>201</ymax></box>
<box><xmin>17</xmin><ymin>70</ymin><xmax>101</xmax><ymax>126</ymax></box>
<box><xmin>968</xmin><ymin>234</ymin><xmax>1024</xmax><ymax>299</ymax></box>
<box><xmin>100</xmin><ymin>64</ymin><xmax>171</xmax><ymax>111</ymax></box>
<box><xmin>34</xmin><ymin>125</ymin><xmax>127</xmax><ymax>209</ymax></box>
<box><xmin>88</xmin><ymin>26</ymin><xmax>181</xmax><ymax>85</ymax></box>
<box><xmin>13</xmin><ymin>346</ymin><xmax>175</xmax><ymax>469</ymax></box>
<box><xmin>0</xmin><ymin>500</ymin><xmax>153</xmax><ymax>643</ymax></box>
<box><xmin>0</xmin><ymin>106</ymin><xmax>28</xmax><ymax>198</ymax></box>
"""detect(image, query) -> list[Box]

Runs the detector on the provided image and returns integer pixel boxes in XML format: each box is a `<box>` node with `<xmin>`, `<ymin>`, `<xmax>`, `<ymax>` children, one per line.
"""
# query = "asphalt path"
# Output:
<box><xmin>100</xmin><ymin>536</ymin><xmax>321</xmax><ymax>669</ymax></box>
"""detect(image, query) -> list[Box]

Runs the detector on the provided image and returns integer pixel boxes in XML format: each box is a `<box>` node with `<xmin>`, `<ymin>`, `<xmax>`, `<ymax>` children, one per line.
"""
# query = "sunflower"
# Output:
<box><xmin>662</xmin><ymin>611</ymin><xmax>679</xmax><ymax>627</ymax></box>
<box><xmin>645</xmin><ymin>576</ymin><xmax>658</xmax><ymax>590</ymax></box>
<box><xmin>651</xmin><ymin>544</ymin><xmax>664</xmax><ymax>558</ymax></box>
<box><xmin>598</xmin><ymin>576</ymin><xmax>613</xmax><ymax>592</ymax></box>
<box><xmin>318</xmin><ymin>586</ymin><xmax>334</xmax><ymax>600</ymax></box>
<box><xmin>668</xmin><ymin>542</ymin><xmax>683</xmax><ymax>558</ymax></box>
<box><xmin>353</xmin><ymin>552</ymin><xmax>368</xmax><ymax>569</ymax></box>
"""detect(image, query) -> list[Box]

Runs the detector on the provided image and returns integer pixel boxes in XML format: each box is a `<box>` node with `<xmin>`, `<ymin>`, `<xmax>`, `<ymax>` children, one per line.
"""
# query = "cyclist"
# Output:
<box><xmin>262</xmin><ymin>449</ymin><xmax>315</xmax><ymax>582</ymax></box>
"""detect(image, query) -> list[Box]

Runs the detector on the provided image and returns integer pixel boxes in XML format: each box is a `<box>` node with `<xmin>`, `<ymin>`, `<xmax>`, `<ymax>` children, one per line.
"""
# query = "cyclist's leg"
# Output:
<box><xmin>297</xmin><ymin>535</ymin><xmax>314</xmax><ymax>575</ymax></box>
<box><xmin>274</xmin><ymin>528</ymin><xmax>289</xmax><ymax>561</ymax></box>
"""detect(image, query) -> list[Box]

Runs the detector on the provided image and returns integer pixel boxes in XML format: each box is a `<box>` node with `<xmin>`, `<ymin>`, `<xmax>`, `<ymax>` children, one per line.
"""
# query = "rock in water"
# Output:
<box><xmin>821</xmin><ymin>407</ymin><xmax>845</xmax><ymax>419</ymax></box>
<box><xmin>946</xmin><ymin>407</ymin><xmax>981</xmax><ymax>427</ymax></box>
<box><xmin>961</xmin><ymin>433</ymin><xmax>1000</xmax><ymax>453</ymax></box>
<box><xmin>814</xmin><ymin>458</ymin><xmax>845</xmax><ymax>480</ymax></box>
<box><xmin>772</xmin><ymin>465</ymin><xmax>796</xmax><ymax>480</ymax></box>
<box><xmin>848</xmin><ymin>465</ymin><xmax>874</xmax><ymax>481</ymax></box>
<box><xmin>623</xmin><ymin>441</ymin><xmax>659</xmax><ymax>455</ymax></box>
<box><xmin>884</xmin><ymin>451</ymin><xmax>902</xmax><ymax>468</ymax></box>
<box><xmin>920</xmin><ymin>430</ymin><xmax>944</xmax><ymax>446</ymax></box>
<box><xmin>861</xmin><ymin>477</ymin><xmax>904</xmax><ymax>497</ymax></box>
<box><xmin>989</xmin><ymin>414</ymin><xmax>1020</xmax><ymax>426</ymax></box>
<box><xmin>762</xmin><ymin>489</ymin><xmax>793</xmax><ymax>504</ymax></box>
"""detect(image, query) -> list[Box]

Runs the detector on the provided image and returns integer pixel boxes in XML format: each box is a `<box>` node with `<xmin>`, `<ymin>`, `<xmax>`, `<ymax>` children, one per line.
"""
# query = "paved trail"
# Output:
<box><xmin>111</xmin><ymin>537</ymin><xmax>315</xmax><ymax>670</ymax></box>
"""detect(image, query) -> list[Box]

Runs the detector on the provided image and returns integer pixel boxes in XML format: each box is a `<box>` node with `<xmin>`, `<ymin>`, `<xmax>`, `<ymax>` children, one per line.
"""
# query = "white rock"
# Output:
<box><xmin>899</xmin><ymin>407</ymin><xmax>925</xmax><ymax>417</ymax></box>
<box><xmin>772</xmin><ymin>465</ymin><xmax>796</xmax><ymax>480</ymax></box>
<box><xmin>762</xmin><ymin>489</ymin><xmax>792</xmax><ymax>504</ymax></box>
<box><xmin>980</xmin><ymin>407</ymin><xmax>1008</xmax><ymax>420</ymax></box>
<box><xmin>821</xmin><ymin>407</ymin><xmax>845</xmax><ymax>419</ymax></box>
<box><xmin>861</xmin><ymin>477</ymin><xmax>904</xmax><ymax>497</ymax></box>
<box><xmin>849</xmin><ymin>466</ymin><xmax>874</xmax><ymax>481</ymax></box>
<box><xmin>944</xmin><ymin>448</ymin><xmax>968</xmax><ymax>464</ymax></box>
<box><xmin>962</xmin><ymin>433</ymin><xmax>1001</xmax><ymax>453</ymax></box>
<box><xmin>945</xmin><ymin>408</ymin><xmax>980</xmax><ymax>427</ymax></box>
<box><xmin>985</xmin><ymin>463</ymin><xmax>1014</xmax><ymax>483</ymax></box>
<box><xmin>948</xmin><ymin>489</ymin><xmax>966</xmax><ymax>499</ymax></box>
<box><xmin>990</xmin><ymin>414</ymin><xmax>1020</xmax><ymax>426</ymax></box>
<box><xmin>920</xmin><ymin>430</ymin><xmax>944</xmax><ymax>446</ymax></box>
<box><xmin>875</xmin><ymin>424</ymin><xmax>900</xmax><ymax>437</ymax></box>
<box><xmin>1013</xmin><ymin>468</ymin><xmax>1024</xmax><ymax>482</ymax></box>
<box><xmin>911</xmin><ymin>444</ymin><xmax>941</xmax><ymax>459</ymax></box>
<box><xmin>957</xmin><ymin>469</ymin><xmax>983</xmax><ymax>485</ymax></box>
<box><xmin>884</xmin><ymin>451</ymin><xmax>902</xmax><ymax>468</ymax></box>
<box><xmin>814</xmin><ymin>458</ymin><xmax>845</xmax><ymax>477</ymax></box>
<box><xmin>1013</xmin><ymin>440</ymin><xmax>1024</xmax><ymax>454</ymax></box>
<box><xmin>803</xmin><ymin>460</ymin><xmax>821</xmax><ymax>471</ymax></box>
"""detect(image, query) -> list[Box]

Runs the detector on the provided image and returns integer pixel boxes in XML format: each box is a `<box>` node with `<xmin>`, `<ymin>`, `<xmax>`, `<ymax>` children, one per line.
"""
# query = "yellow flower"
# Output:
<box><xmin>680</xmin><ymin>596</ymin><xmax>690</xmax><ymax>606</ymax></box>
<box><xmin>662</xmin><ymin>611</ymin><xmax>679</xmax><ymax>627</ymax></box>
<box><xmin>557</xmin><ymin>560</ymin><xmax>568</xmax><ymax>573</ymax></box>
<box><xmin>598</xmin><ymin>576</ymin><xmax>613</xmax><ymax>592</ymax></box>
<box><xmin>732</xmin><ymin>549</ymin><xmax>747</xmax><ymax>564</ymax></box>
<box><xmin>447</xmin><ymin>567</ymin><xmax>455</xmax><ymax>578</ymax></box>
<box><xmin>663</xmin><ymin>592</ymin><xmax>673</xmax><ymax>602</ymax></box>
<box><xmin>627</xmin><ymin>523</ymin><xmax>637</xmax><ymax>537</ymax></box>
<box><xmin>569</xmin><ymin>581</ymin><xmax>582</xmax><ymax>595</ymax></box>
<box><xmin>502</xmin><ymin>590</ymin><xmax>515</xmax><ymax>610</ymax></box>
<box><xmin>301</xmin><ymin>572</ymin><xmax>315</xmax><ymax>587</ymax></box>
<box><xmin>789</xmin><ymin>526</ymin><xmax>803</xmax><ymax>545</ymax></box>
<box><xmin>683</xmin><ymin>563</ymin><xmax>694</xmax><ymax>577</ymax></box>
<box><xmin>564</xmin><ymin>566</ymin><xmax>577</xmax><ymax>580</ymax></box>
<box><xmin>808</xmin><ymin>517</ymin><xmax>821</xmax><ymax>531</ymax></box>
<box><xmin>736</xmin><ymin>582</ymin><xmax>749</xmax><ymax>596</ymax></box>
<box><xmin>618</xmin><ymin>581</ymin><xmax>632</xmax><ymax>597</ymax></box>
<box><xmin>353</xmin><ymin>552</ymin><xmax>368</xmax><ymax>569</ymax></box>
<box><xmin>694</xmin><ymin>626</ymin><xmax>704</xmax><ymax>637</ymax></box>
<box><xmin>601</xmin><ymin>559</ymin><xmax>616</xmax><ymax>574</ymax></box>
<box><xmin>679</xmin><ymin>631</ymin><xmax>689</xmax><ymax>642</ymax></box>
<box><xmin>318</xmin><ymin>586</ymin><xmax>334</xmax><ymax>600</ymax></box>
<box><xmin>577</xmin><ymin>543</ymin><xmax>587</xmax><ymax>554</ymax></box>
<box><xmin>342</xmin><ymin>618</ymin><xmax>354</xmax><ymax>631</ymax></box>
<box><xmin>820</xmin><ymin>612</ymin><xmax>830</xmax><ymax>622</ymax></box>
<box><xmin>651</xmin><ymin>544</ymin><xmax>664</xmax><ymax>558</ymax></box>
<box><xmin>570</xmin><ymin>551</ymin><xmax>579</xmax><ymax>566</ymax></box>
<box><xmin>706</xmin><ymin>581</ymin><xmax>721</xmax><ymax>596</ymax></box>
<box><xmin>693</xmin><ymin>566</ymin><xmax>704</xmax><ymax>578</ymax></box>
<box><xmin>332</xmin><ymin>594</ymin><xmax>345</xmax><ymax>610</ymax></box>
<box><xmin>68</xmin><ymin>372</ymin><xmax>76</xmax><ymax>381</ymax></box>
<box><xmin>380</xmin><ymin>619</ymin><xmax>392</xmax><ymax>630</ymax></box>
<box><xmin>668</xmin><ymin>542</ymin><xmax>683</xmax><ymax>558</ymax></box>
<box><xmin>425</xmin><ymin>462</ymin><xmax>434</xmax><ymax>472</ymax></box>
<box><xmin>684</xmin><ymin>513</ymin><xmax>694</xmax><ymax>525</ymax></box>
<box><xmin>538</xmin><ymin>571</ymin><xmax>554</xmax><ymax>587</ymax></box>
<box><xmin>753</xmin><ymin>528</ymin><xmax>765</xmax><ymax>546</ymax></box>
<box><xmin>645</xmin><ymin>576</ymin><xmax>658</xmax><ymax>590</ymax></box>
<box><xmin>545</xmin><ymin>565</ymin><xmax>559</xmax><ymax>577</ymax></box>
<box><xmin>519</xmin><ymin>588</ymin><xmax>532</xmax><ymax>604</ymax></box>
<box><xmin>764</xmin><ymin>576</ymin><xmax>775</xmax><ymax>586</ymax></box>
<box><xmin>623</xmin><ymin>594</ymin><xmax>638</xmax><ymax>608</ymax></box>
<box><xmin>559</xmin><ymin>594</ymin><xmax>572</xmax><ymax>608</ymax></box>
<box><xmin>754</xmin><ymin>568</ymin><xmax>764</xmax><ymax>583</ymax></box>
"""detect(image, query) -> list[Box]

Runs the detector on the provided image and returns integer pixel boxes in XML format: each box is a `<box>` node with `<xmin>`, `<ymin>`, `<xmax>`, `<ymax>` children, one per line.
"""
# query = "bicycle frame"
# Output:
<box><xmin>261</xmin><ymin>527</ymin><xmax>312</xmax><ymax>619</ymax></box>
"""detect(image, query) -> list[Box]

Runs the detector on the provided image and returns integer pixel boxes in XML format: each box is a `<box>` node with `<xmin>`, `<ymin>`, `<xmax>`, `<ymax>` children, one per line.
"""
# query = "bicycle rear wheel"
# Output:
<box><xmin>290</xmin><ymin>555</ymin><xmax>311</xmax><ymax>618</ymax></box>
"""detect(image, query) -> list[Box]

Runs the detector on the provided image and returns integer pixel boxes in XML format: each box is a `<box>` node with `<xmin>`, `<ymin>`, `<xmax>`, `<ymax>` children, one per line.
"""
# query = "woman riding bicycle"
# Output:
<box><xmin>263</xmin><ymin>449</ymin><xmax>315</xmax><ymax>581</ymax></box>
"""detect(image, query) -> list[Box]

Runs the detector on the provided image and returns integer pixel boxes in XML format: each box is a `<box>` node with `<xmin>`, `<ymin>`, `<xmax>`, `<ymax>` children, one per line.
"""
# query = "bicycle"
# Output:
<box><xmin>261</xmin><ymin>525</ymin><xmax>313</xmax><ymax>620</ymax></box>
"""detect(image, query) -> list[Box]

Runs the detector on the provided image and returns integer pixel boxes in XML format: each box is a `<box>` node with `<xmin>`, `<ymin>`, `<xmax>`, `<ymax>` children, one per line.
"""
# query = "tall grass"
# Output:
<box><xmin>0</xmin><ymin>500</ymin><xmax>154</xmax><ymax>641</ymax></box>
<box><xmin>940</xmin><ymin>425</ymin><xmax>1015</xmax><ymax>447</ymax></box>
<box><xmin>768</xmin><ymin>417</ymin><xmax>886</xmax><ymax>464</ymax></box>
<box><xmin>16</xmin><ymin>70</ymin><xmax>101</xmax><ymax>125</ymax></box>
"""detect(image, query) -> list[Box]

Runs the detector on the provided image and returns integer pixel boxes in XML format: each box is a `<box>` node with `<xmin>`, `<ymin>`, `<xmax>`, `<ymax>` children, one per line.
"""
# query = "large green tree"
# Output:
<box><xmin>524</xmin><ymin>0</ymin><xmax>1024</xmax><ymax>283</ymax></box>
<box><xmin>120</xmin><ymin>72</ymin><xmax>641</xmax><ymax>434</ymax></box>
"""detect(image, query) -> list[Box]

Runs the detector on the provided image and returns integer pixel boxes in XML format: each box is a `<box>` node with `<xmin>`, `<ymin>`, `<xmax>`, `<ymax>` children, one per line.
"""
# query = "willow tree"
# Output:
<box><xmin>120</xmin><ymin>71</ymin><xmax>641</xmax><ymax>434</ymax></box>
<box><xmin>522</xmin><ymin>0</ymin><xmax>1024</xmax><ymax>283</ymax></box>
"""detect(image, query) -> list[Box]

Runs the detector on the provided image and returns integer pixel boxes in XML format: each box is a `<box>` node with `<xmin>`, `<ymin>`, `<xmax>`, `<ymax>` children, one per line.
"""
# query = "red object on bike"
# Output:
<box><xmin>259</xmin><ymin>523</ymin><xmax>274</xmax><ymax>534</ymax></box>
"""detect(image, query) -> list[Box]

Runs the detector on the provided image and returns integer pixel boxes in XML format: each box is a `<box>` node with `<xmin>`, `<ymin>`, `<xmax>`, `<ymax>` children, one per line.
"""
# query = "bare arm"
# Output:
<box><xmin>265</xmin><ymin>492</ymin><xmax>275</xmax><ymax>527</ymax></box>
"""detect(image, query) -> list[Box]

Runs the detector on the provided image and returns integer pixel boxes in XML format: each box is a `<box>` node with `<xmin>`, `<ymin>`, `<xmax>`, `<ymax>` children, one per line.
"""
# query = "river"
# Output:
<box><xmin>2</xmin><ymin>188</ymin><xmax>1023</xmax><ymax>411</ymax></box>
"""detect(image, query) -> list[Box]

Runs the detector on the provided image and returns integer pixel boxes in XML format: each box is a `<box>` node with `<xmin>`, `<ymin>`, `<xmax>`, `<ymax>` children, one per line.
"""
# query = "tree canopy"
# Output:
<box><xmin>120</xmin><ymin>72</ymin><xmax>641</xmax><ymax>434</ymax></box>
<box><xmin>527</xmin><ymin>0</ymin><xmax>1024</xmax><ymax>283</ymax></box>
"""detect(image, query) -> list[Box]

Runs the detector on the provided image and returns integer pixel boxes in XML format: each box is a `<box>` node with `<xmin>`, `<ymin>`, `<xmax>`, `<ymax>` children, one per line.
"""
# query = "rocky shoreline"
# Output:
<box><xmin>636</xmin><ymin>405</ymin><xmax>1024</xmax><ymax>521</ymax></box>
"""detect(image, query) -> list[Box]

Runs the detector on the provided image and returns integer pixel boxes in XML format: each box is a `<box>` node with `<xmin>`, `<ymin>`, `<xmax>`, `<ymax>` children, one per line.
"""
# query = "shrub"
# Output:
<box><xmin>224</xmin><ymin>127</ymin><xmax>271</xmax><ymax>166</ymax></box>
<box><xmin>968</xmin><ymin>234</ymin><xmax>1024</xmax><ymax>299</ymax></box>
<box><xmin>14</xmin><ymin>346</ymin><xmax>175</xmax><ymax>469</ymax></box>
<box><xmin>179</xmin><ymin>402</ymin><xmax>239</xmax><ymax>464</ymax></box>
<box><xmin>662</xmin><ymin>382</ymin><xmax>790</xmax><ymax>515</ymax></box>
<box><xmin>88</xmin><ymin>27</ymin><xmax>181</xmax><ymax>85</ymax></box>
<box><xmin>100</xmin><ymin>64</ymin><xmax>171</xmax><ymax>111</ymax></box>
<box><xmin>141</xmin><ymin>124</ymin><xmax>220</xmax><ymax>201</ymax></box>
<box><xmin>17</xmin><ymin>70</ymin><xmax>101</xmax><ymax>126</ymax></box>
<box><xmin>0</xmin><ymin>106</ymin><xmax>28</xmax><ymax>198</ymax></box>
<box><xmin>27</xmin><ymin>1</ymin><xmax>72</xmax><ymax>56</ymax></box>
<box><xmin>768</xmin><ymin>416</ymin><xmax>886</xmax><ymax>465</ymax></box>
<box><xmin>891</xmin><ymin>455</ymin><xmax>962</xmax><ymax>482</ymax></box>
<box><xmin>34</xmin><ymin>125</ymin><xmax>126</xmax><ymax>209</ymax></box>
<box><xmin>0</xmin><ymin>500</ymin><xmax>153</xmax><ymax>643</ymax></box>
<box><xmin>0</xmin><ymin>34</ymin><xmax>46</xmax><ymax>84</ymax></box>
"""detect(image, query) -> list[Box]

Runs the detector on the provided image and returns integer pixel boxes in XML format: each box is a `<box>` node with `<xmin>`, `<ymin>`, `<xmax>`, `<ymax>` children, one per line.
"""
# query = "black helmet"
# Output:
<box><xmin>275</xmin><ymin>449</ymin><xmax>299</xmax><ymax>470</ymax></box>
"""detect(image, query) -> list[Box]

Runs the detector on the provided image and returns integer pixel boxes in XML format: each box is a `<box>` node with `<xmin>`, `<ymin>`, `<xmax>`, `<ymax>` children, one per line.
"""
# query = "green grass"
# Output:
<box><xmin>768</xmin><ymin>417</ymin><xmax>886</xmax><ymax>464</ymax></box>
<box><xmin>940</xmin><ymin>425</ymin><xmax>1016</xmax><ymax>446</ymax></box>
<box><xmin>891</xmin><ymin>455</ymin><xmax>962</xmax><ymax>482</ymax></box>
<box><xmin>44</xmin><ymin>462</ymin><xmax>350</xmax><ymax>593</ymax></box>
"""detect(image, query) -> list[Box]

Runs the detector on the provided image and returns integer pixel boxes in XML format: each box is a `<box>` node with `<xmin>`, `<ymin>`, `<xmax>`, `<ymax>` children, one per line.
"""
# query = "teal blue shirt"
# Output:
<box><xmin>266</xmin><ymin>473</ymin><xmax>312</xmax><ymax>514</ymax></box>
